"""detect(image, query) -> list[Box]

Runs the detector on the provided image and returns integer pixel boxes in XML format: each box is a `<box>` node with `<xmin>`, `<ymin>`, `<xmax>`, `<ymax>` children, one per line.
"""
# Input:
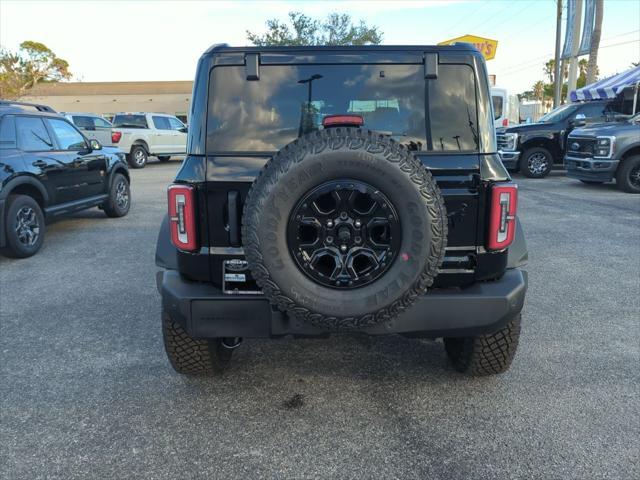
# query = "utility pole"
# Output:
<box><xmin>553</xmin><ymin>0</ymin><xmax>563</xmax><ymax>107</ymax></box>
<box><xmin>567</xmin><ymin>0</ymin><xmax>583</xmax><ymax>96</ymax></box>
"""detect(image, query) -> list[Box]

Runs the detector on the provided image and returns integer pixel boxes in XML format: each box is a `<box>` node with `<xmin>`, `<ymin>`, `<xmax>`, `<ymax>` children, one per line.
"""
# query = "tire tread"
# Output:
<box><xmin>242</xmin><ymin>128</ymin><xmax>448</xmax><ymax>329</ymax></box>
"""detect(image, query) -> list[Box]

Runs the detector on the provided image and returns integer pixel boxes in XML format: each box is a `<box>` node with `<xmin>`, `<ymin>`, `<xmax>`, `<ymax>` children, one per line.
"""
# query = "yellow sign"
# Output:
<box><xmin>438</xmin><ymin>35</ymin><xmax>498</xmax><ymax>61</ymax></box>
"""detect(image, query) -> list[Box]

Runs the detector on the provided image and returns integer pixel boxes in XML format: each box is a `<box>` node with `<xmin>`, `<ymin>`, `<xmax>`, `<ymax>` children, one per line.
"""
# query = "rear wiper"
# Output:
<box><xmin>31</xmin><ymin>130</ymin><xmax>52</xmax><ymax>147</ymax></box>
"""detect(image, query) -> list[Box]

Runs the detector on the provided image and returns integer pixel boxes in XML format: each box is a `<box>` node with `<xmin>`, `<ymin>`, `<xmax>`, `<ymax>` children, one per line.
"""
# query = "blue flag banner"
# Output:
<box><xmin>561</xmin><ymin>0</ymin><xmax>577</xmax><ymax>60</ymax></box>
<box><xmin>578</xmin><ymin>0</ymin><xmax>596</xmax><ymax>56</ymax></box>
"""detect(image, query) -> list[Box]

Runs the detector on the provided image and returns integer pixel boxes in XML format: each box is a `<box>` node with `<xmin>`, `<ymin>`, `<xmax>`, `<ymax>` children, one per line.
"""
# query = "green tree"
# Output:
<box><xmin>533</xmin><ymin>81</ymin><xmax>545</xmax><ymax>101</ymax></box>
<box><xmin>0</xmin><ymin>41</ymin><xmax>71</xmax><ymax>98</ymax></box>
<box><xmin>247</xmin><ymin>11</ymin><xmax>382</xmax><ymax>46</ymax></box>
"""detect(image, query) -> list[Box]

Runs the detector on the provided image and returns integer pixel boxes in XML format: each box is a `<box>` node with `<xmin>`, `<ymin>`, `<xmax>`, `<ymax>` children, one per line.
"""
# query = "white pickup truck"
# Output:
<box><xmin>111</xmin><ymin>112</ymin><xmax>187</xmax><ymax>168</ymax></box>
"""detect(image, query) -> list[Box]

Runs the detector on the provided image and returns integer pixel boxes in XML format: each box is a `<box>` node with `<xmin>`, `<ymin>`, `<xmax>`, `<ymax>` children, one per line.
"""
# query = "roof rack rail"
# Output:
<box><xmin>0</xmin><ymin>100</ymin><xmax>57</xmax><ymax>113</ymax></box>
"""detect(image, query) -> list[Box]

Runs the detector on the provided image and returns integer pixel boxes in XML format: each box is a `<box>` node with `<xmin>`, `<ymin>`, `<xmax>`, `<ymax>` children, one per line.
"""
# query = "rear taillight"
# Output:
<box><xmin>168</xmin><ymin>184</ymin><xmax>198</xmax><ymax>252</ymax></box>
<box><xmin>487</xmin><ymin>183</ymin><xmax>517</xmax><ymax>251</ymax></box>
<box><xmin>502</xmin><ymin>118</ymin><xmax>509</xmax><ymax>127</ymax></box>
<box><xmin>111</xmin><ymin>131</ymin><xmax>122</xmax><ymax>143</ymax></box>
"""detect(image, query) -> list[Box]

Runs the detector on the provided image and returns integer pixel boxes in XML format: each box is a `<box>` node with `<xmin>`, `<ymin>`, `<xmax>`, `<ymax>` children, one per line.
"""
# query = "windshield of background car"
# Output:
<box><xmin>207</xmin><ymin>63</ymin><xmax>479</xmax><ymax>153</ymax></box>
<box><xmin>112</xmin><ymin>114</ymin><xmax>148</xmax><ymax>129</ymax></box>
<box><xmin>539</xmin><ymin>104</ymin><xmax>579</xmax><ymax>123</ymax></box>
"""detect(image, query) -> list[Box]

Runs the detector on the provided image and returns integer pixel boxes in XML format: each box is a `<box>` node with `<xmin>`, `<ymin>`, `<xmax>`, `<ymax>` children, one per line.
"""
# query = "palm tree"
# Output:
<box><xmin>587</xmin><ymin>0</ymin><xmax>603</xmax><ymax>83</ymax></box>
<box><xmin>533</xmin><ymin>81</ymin><xmax>545</xmax><ymax>102</ymax></box>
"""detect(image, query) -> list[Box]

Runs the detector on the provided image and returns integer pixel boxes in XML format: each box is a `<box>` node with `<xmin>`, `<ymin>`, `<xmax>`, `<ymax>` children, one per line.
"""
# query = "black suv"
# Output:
<box><xmin>0</xmin><ymin>101</ymin><xmax>131</xmax><ymax>258</ymax></box>
<box><xmin>156</xmin><ymin>44</ymin><xmax>528</xmax><ymax>377</ymax></box>
<box><xmin>498</xmin><ymin>98</ymin><xmax>631</xmax><ymax>178</ymax></box>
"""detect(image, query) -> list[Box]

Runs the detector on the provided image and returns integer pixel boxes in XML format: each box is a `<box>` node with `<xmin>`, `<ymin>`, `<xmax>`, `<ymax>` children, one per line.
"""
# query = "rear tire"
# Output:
<box><xmin>616</xmin><ymin>155</ymin><xmax>640</xmax><ymax>194</ymax></box>
<box><xmin>443</xmin><ymin>314</ymin><xmax>521</xmax><ymax>376</ymax></box>
<box><xmin>162</xmin><ymin>311</ymin><xmax>233</xmax><ymax>375</ymax></box>
<box><xmin>520</xmin><ymin>147</ymin><xmax>553</xmax><ymax>178</ymax></box>
<box><xmin>0</xmin><ymin>195</ymin><xmax>45</xmax><ymax>258</ymax></box>
<box><xmin>128</xmin><ymin>145</ymin><xmax>148</xmax><ymax>169</ymax></box>
<box><xmin>103</xmin><ymin>173</ymin><xmax>131</xmax><ymax>218</ymax></box>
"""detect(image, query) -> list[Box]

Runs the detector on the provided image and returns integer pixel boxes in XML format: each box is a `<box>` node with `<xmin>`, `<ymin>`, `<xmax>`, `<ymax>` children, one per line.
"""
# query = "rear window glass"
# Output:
<box><xmin>15</xmin><ymin>116</ymin><xmax>54</xmax><ymax>151</ymax></box>
<box><xmin>113</xmin><ymin>114</ymin><xmax>148</xmax><ymax>129</ymax></box>
<box><xmin>0</xmin><ymin>115</ymin><xmax>17</xmax><ymax>149</ymax></box>
<box><xmin>207</xmin><ymin>63</ymin><xmax>479</xmax><ymax>153</ymax></box>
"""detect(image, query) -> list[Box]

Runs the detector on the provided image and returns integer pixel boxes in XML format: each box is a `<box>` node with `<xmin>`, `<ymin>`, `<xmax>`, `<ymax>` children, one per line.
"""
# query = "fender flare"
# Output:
<box><xmin>507</xmin><ymin>216</ymin><xmax>528</xmax><ymax>269</ymax></box>
<box><xmin>107</xmin><ymin>163</ymin><xmax>130</xmax><ymax>189</ymax></box>
<box><xmin>0</xmin><ymin>174</ymin><xmax>50</xmax><ymax>204</ymax></box>
<box><xmin>130</xmin><ymin>139</ymin><xmax>150</xmax><ymax>154</ymax></box>
<box><xmin>155</xmin><ymin>214</ymin><xmax>178</xmax><ymax>270</ymax></box>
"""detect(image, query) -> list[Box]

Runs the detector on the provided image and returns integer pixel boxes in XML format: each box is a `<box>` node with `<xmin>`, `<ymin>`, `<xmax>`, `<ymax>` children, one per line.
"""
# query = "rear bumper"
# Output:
<box><xmin>499</xmin><ymin>150</ymin><xmax>521</xmax><ymax>170</ymax></box>
<box><xmin>565</xmin><ymin>155</ymin><xmax>618</xmax><ymax>182</ymax></box>
<box><xmin>158</xmin><ymin>268</ymin><xmax>528</xmax><ymax>338</ymax></box>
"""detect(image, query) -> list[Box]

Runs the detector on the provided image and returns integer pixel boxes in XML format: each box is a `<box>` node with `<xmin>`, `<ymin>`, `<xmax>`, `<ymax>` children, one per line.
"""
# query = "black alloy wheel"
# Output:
<box><xmin>520</xmin><ymin>147</ymin><xmax>553</xmax><ymax>178</ymax></box>
<box><xmin>616</xmin><ymin>155</ymin><xmax>640</xmax><ymax>193</ymax></box>
<box><xmin>0</xmin><ymin>194</ymin><xmax>46</xmax><ymax>258</ymax></box>
<box><xmin>287</xmin><ymin>179</ymin><xmax>401</xmax><ymax>289</ymax></box>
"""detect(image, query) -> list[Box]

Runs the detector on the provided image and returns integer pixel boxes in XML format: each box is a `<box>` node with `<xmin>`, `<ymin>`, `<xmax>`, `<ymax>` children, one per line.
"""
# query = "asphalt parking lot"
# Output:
<box><xmin>1</xmin><ymin>161</ymin><xmax>638</xmax><ymax>480</ymax></box>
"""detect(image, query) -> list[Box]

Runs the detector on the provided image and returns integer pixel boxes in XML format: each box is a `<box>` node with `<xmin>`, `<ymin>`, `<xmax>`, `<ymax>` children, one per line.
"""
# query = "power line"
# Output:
<box><xmin>497</xmin><ymin>36</ymin><xmax>639</xmax><ymax>77</ymax></box>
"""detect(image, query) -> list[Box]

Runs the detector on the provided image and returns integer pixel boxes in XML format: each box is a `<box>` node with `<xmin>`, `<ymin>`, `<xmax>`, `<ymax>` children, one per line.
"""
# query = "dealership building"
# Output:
<box><xmin>22</xmin><ymin>81</ymin><xmax>193</xmax><ymax>123</ymax></box>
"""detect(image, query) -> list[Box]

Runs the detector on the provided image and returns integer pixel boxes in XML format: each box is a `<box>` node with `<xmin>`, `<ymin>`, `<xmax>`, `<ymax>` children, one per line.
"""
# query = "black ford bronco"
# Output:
<box><xmin>0</xmin><ymin>101</ymin><xmax>131</xmax><ymax>258</ymax></box>
<box><xmin>155</xmin><ymin>44</ymin><xmax>528</xmax><ymax>377</ymax></box>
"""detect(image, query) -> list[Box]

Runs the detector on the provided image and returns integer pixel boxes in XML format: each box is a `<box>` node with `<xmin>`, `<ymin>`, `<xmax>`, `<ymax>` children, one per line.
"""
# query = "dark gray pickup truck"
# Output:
<box><xmin>565</xmin><ymin>113</ymin><xmax>640</xmax><ymax>193</ymax></box>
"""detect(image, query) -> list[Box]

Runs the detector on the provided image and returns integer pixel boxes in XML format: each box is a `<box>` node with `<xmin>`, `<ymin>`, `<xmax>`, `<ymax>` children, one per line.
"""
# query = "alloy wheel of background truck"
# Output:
<box><xmin>520</xmin><ymin>147</ymin><xmax>553</xmax><ymax>178</ymax></box>
<box><xmin>616</xmin><ymin>155</ymin><xmax>640</xmax><ymax>193</ymax></box>
<box><xmin>242</xmin><ymin>127</ymin><xmax>448</xmax><ymax>329</ymax></box>
<box><xmin>128</xmin><ymin>145</ymin><xmax>148</xmax><ymax>169</ymax></box>
<box><xmin>1</xmin><ymin>194</ymin><xmax>46</xmax><ymax>258</ymax></box>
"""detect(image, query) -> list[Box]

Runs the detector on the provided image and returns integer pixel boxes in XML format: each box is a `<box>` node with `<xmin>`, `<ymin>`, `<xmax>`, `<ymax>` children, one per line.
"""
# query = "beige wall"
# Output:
<box><xmin>21</xmin><ymin>81</ymin><xmax>193</xmax><ymax>120</ymax></box>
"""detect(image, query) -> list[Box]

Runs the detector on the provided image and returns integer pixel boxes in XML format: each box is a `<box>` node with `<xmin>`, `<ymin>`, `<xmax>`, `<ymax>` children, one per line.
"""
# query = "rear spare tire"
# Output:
<box><xmin>242</xmin><ymin>128</ymin><xmax>447</xmax><ymax>329</ymax></box>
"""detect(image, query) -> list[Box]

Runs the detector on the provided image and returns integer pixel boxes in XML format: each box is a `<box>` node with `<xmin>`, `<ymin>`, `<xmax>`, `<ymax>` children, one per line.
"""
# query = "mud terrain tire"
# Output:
<box><xmin>242</xmin><ymin>128</ymin><xmax>447</xmax><ymax>329</ymax></box>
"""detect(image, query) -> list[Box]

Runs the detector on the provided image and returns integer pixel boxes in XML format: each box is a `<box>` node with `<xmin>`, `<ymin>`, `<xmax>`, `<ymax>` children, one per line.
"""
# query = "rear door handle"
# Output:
<box><xmin>32</xmin><ymin>160</ymin><xmax>47</xmax><ymax>168</ymax></box>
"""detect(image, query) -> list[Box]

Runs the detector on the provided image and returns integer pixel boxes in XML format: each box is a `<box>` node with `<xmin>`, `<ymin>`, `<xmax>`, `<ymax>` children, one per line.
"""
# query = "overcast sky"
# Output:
<box><xmin>1</xmin><ymin>0</ymin><xmax>638</xmax><ymax>93</ymax></box>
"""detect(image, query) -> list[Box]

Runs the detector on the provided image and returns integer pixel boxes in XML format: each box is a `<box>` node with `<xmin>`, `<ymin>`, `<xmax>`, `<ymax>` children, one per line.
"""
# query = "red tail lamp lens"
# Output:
<box><xmin>168</xmin><ymin>184</ymin><xmax>197</xmax><ymax>252</ymax></box>
<box><xmin>488</xmin><ymin>183</ymin><xmax>517</xmax><ymax>251</ymax></box>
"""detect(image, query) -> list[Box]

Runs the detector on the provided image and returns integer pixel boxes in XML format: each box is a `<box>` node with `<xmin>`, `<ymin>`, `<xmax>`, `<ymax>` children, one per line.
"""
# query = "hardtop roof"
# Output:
<box><xmin>203</xmin><ymin>43</ymin><xmax>481</xmax><ymax>56</ymax></box>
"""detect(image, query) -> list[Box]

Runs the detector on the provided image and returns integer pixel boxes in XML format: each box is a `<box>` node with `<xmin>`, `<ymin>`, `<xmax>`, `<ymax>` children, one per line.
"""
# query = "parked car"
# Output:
<box><xmin>497</xmin><ymin>98</ymin><xmax>630</xmax><ymax>178</ymax></box>
<box><xmin>0</xmin><ymin>101</ymin><xmax>131</xmax><ymax>258</ymax></box>
<box><xmin>565</xmin><ymin>113</ymin><xmax>640</xmax><ymax>193</ymax></box>
<box><xmin>111</xmin><ymin>112</ymin><xmax>187</xmax><ymax>168</ymax></box>
<box><xmin>62</xmin><ymin>112</ymin><xmax>114</xmax><ymax>147</ymax></box>
<box><xmin>155</xmin><ymin>43</ymin><xmax>528</xmax><ymax>377</ymax></box>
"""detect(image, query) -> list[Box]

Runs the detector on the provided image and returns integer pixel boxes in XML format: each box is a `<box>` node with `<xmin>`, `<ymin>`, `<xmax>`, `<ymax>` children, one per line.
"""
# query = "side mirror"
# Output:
<box><xmin>179</xmin><ymin>126</ymin><xmax>188</xmax><ymax>133</ymax></box>
<box><xmin>571</xmin><ymin>113</ymin><xmax>587</xmax><ymax>127</ymax></box>
<box><xmin>90</xmin><ymin>139</ymin><xmax>102</xmax><ymax>151</ymax></box>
